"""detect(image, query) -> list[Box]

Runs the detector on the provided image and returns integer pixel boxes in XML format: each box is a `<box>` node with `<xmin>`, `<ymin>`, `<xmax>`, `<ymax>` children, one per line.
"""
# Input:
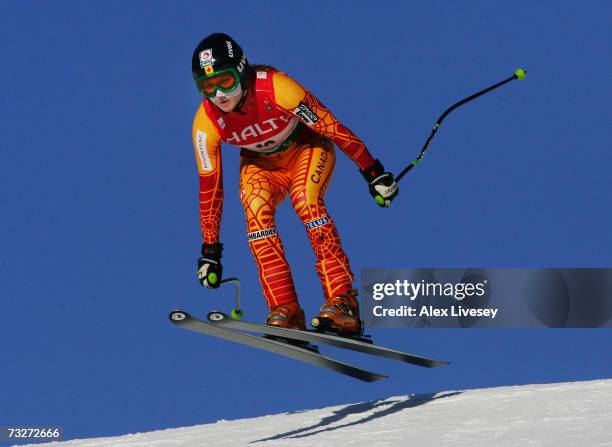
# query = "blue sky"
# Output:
<box><xmin>1</xmin><ymin>0</ymin><xmax>611</xmax><ymax>443</ymax></box>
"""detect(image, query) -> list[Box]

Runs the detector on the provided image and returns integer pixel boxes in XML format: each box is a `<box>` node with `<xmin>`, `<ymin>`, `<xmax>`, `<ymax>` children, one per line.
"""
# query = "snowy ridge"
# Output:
<box><xmin>21</xmin><ymin>379</ymin><xmax>612</xmax><ymax>447</ymax></box>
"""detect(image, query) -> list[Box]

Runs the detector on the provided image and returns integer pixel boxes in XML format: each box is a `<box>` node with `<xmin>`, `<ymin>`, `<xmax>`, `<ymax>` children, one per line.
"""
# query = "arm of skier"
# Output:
<box><xmin>272</xmin><ymin>72</ymin><xmax>398</xmax><ymax>207</ymax></box>
<box><xmin>193</xmin><ymin>105</ymin><xmax>224</xmax><ymax>288</ymax></box>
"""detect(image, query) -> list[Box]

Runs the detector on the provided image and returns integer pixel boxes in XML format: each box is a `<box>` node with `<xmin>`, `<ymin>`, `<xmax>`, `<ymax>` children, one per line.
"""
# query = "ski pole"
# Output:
<box><xmin>220</xmin><ymin>277</ymin><xmax>244</xmax><ymax>320</ymax></box>
<box><xmin>395</xmin><ymin>68</ymin><xmax>527</xmax><ymax>183</ymax></box>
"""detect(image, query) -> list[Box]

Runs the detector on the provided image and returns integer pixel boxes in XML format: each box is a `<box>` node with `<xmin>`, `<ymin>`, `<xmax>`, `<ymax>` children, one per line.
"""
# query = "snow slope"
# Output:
<box><xmin>20</xmin><ymin>379</ymin><xmax>612</xmax><ymax>447</ymax></box>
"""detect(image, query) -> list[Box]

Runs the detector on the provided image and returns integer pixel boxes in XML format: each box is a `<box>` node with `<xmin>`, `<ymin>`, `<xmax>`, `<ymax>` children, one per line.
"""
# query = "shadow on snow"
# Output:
<box><xmin>252</xmin><ymin>390</ymin><xmax>463</xmax><ymax>443</ymax></box>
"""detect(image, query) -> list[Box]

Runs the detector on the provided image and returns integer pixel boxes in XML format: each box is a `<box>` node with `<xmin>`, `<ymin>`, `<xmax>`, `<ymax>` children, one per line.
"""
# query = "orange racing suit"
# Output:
<box><xmin>192</xmin><ymin>68</ymin><xmax>375</xmax><ymax>308</ymax></box>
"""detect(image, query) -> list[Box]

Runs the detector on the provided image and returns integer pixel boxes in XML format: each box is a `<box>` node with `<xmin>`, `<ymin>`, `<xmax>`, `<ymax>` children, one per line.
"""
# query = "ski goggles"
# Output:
<box><xmin>195</xmin><ymin>68</ymin><xmax>241</xmax><ymax>98</ymax></box>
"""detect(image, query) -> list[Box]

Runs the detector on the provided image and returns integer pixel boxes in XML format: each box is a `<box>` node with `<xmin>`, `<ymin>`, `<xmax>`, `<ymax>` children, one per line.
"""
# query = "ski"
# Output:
<box><xmin>206</xmin><ymin>311</ymin><xmax>448</xmax><ymax>368</ymax></box>
<box><xmin>169</xmin><ymin>310</ymin><xmax>386</xmax><ymax>382</ymax></box>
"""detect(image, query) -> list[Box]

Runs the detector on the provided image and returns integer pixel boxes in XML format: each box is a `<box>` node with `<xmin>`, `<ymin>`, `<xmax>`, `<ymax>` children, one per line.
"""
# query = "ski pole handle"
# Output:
<box><xmin>207</xmin><ymin>272</ymin><xmax>219</xmax><ymax>285</ymax></box>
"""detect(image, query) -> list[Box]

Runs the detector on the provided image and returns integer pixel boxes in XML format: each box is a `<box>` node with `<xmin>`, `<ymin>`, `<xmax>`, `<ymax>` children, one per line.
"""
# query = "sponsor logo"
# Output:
<box><xmin>226</xmin><ymin>41</ymin><xmax>234</xmax><ymax>58</ymax></box>
<box><xmin>310</xmin><ymin>149</ymin><xmax>329</xmax><ymax>184</ymax></box>
<box><xmin>226</xmin><ymin>116</ymin><xmax>292</xmax><ymax>144</ymax></box>
<box><xmin>199</xmin><ymin>49</ymin><xmax>214</xmax><ymax>68</ymax></box>
<box><xmin>380</xmin><ymin>184</ymin><xmax>398</xmax><ymax>197</ymax></box>
<box><xmin>217</xmin><ymin>117</ymin><xmax>225</xmax><ymax>129</ymax></box>
<box><xmin>257</xmin><ymin>71</ymin><xmax>268</xmax><ymax>79</ymax></box>
<box><xmin>304</xmin><ymin>216</ymin><xmax>330</xmax><ymax>230</ymax></box>
<box><xmin>293</xmin><ymin>102</ymin><xmax>319</xmax><ymax>126</ymax></box>
<box><xmin>236</xmin><ymin>55</ymin><xmax>247</xmax><ymax>73</ymax></box>
<box><xmin>196</xmin><ymin>130</ymin><xmax>212</xmax><ymax>171</ymax></box>
<box><xmin>247</xmin><ymin>228</ymin><xmax>278</xmax><ymax>242</ymax></box>
<box><xmin>204</xmin><ymin>65</ymin><xmax>215</xmax><ymax>75</ymax></box>
<box><xmin>228</xmin><ymin>118</ymin><xmax>299</xmax><ymax>153</ymax></box>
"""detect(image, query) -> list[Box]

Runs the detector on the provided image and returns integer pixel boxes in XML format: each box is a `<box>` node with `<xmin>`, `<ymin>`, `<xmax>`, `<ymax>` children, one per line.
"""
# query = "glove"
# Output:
<box><xmin>360</xmin><ymin>159</ymin><xmax>399</xmax><ymax>207</ymax></box>
<box><xmin>197</xmin><ymin>242</ymin><xmax>223</xmax><ymax>289</ymax></box>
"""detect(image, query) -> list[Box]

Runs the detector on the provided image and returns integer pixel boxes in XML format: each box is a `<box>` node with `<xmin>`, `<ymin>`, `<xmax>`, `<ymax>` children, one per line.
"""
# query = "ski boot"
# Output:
<box><xmin>311</xmin><ymin>289</ymin><xmax>363</xmax><ymax>336</ymax></box>
<box><xmin>265</xmin><ymin>301</ymin><xmax>306</xmax><ymax>331</ymax></box>
<box><xmin>265</xmin><ymin>301</ymin><xmax>317</xmax><ymax>351</ymax></box>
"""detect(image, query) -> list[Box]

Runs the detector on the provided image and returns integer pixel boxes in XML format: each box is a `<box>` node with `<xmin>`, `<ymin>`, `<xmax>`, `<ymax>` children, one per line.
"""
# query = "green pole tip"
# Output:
<box><xmin>231</xmin><ymin>308</ymin><xmax>244</xmax><ymax>320</ymax></box>
<box><xmin>514</xmin><ymin>68</ymin><xmax>526</xmax><ymax>80</ymax></box>
<box><xmin>207</xmin><ymin>272</ymin><xmax>218</xmax><ymax>284</ymax></box>
<box><xmin>375</xmin><ymin>195</ymin><xmax>385</xmax><ymax>206</ymax></box>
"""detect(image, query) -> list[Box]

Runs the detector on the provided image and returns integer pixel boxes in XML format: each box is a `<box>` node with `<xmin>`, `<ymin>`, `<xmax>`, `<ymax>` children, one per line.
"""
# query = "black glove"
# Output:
<box><xmin>197</xmin><ymin>242</ymin><xmax>223</xmax><ymax>289</ymax></box>
<box><xmin>360</xmin><ymin>159</ymin><xmax>399</xmax><ymax>207</ymax></box>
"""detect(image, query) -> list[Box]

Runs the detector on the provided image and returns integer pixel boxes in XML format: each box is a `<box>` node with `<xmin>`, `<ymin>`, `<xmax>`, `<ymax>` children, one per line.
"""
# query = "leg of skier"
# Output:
<box><xmin>239</xmin><ymin>155</ymin><xmax>305</xmax><ymax>330</ymax></box>
<box><xmin>289</xmin><ymin>139</ymin><xmax>361</xmax><ymax>335</ymax></box>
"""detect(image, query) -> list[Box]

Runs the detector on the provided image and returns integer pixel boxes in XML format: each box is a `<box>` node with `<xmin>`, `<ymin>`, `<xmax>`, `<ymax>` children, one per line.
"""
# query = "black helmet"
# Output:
<box><xmin>192</xmin><ymin>33</ymin><xmax>250</xmax><ymax>96</ymax></box>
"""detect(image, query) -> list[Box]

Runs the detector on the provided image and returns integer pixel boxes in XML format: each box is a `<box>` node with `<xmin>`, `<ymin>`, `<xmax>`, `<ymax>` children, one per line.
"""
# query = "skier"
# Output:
<box><xmin>191</xmin><ymin>33</ymin><xmax>398</xmax><ymax>336</ymax></box>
